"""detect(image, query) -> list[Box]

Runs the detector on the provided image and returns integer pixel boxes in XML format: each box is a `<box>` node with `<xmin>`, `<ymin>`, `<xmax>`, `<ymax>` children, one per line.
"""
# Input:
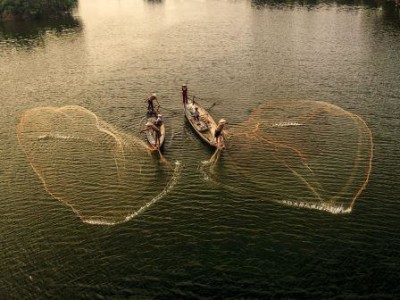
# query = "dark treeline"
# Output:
<box><xmin>0</xmin><ymin>14</ymin><xmax>82</xmax><ymax>48</ymax></box>
<box><xmin>0</xmin><ymin>0</ymin><xmax>78</xmax><ymax>19</ymax></box>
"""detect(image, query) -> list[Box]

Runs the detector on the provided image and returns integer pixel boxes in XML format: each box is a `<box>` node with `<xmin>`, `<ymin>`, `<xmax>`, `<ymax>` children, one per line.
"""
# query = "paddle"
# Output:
<box><xmin>191</xmin><ymin>94</ymin><xmax>217</xmax><ymax>111</ymax></box>
<box><xmin>206</xmin><ymin>102</ymin><xmax>217</xmax><ymax>111</ymax></box>
<box><xmin>157</xmin><ymin>105</ymin><xmax>175</xmax><ymax>112</ymax></box>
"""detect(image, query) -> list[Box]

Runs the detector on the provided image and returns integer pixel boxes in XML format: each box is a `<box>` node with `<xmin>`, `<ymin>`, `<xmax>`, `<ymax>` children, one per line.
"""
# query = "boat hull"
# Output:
<box><xmin>145</xmin><ymin>117</ymin><xmax>166</xmax><ymax>150</ymax></box>
<box><xmin>183</xmin><ymin>99</ymin><xmax>218</xmax><ymax>148</ymax></box>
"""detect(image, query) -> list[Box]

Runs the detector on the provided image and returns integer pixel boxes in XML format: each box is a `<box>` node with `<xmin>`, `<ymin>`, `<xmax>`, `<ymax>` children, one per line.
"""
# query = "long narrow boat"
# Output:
<box><xmin>183</xmin><ymin>97</ymin><xmax>223</xmax><ymax>149</ymax></box>
<box><xmin>144</xmin><ymin>115</ymin><xmax>166</xmax><ymax>150</ymax></box>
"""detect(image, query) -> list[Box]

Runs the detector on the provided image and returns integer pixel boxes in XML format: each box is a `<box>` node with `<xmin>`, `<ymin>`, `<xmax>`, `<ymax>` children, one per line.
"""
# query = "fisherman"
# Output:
<box><xmin>182</xmin><ymin>84</ymin><xmax>188</xmax><ymax>104</ymax></box>
<box><xmin>214</xmin><ymin>119</ymin><xmax>226</xmax><ymax>149</ymax></box>
<box><xmin>141</xmin><ymin>121</ymin><xmax>161</xmax><ymax>148</ymax></box>
<box><xmin>193</xmin><ymin>107</ymin><xmax>200</xmax><ymax>122</ymax></box>
<box><xmin>146</xmin><ymin>93</ymin><xmax>159</xmax><ymax>116</ymax></box>
<box><xmin>155</xmin><ymin>114</ymin><xmax>163</xmax><ymax>127</ymax></box>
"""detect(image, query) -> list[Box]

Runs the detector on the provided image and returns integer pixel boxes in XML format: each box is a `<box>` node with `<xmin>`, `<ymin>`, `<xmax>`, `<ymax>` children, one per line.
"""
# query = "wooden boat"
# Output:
<box><xmin>183</xmin><ymin>97</ymin><xmax>224</xmax><ymax>149</ymax></box>
<box><xmin>144</xmin><ymin>115</ymin><xmax>166</xmax><ymax>151</ymax></box>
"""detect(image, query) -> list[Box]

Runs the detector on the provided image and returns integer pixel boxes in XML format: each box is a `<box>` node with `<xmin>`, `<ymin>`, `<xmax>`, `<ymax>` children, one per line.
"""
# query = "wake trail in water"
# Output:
<box><xmin>85</xmin><ymin>161</ymin><xmax>182</xmax><ymax>225</ymax></box>
<box><xmin>278</xmin><ymin>199</ymin><xmax>352</xmax><ymax>214</ymax></box>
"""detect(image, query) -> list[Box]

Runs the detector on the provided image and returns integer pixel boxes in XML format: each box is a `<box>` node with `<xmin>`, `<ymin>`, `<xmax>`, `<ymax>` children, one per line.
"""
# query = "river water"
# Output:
<box><xmin>1</xmin><ymin>0</ymin><xmax>399</xmax><ymax>299</ymax></box>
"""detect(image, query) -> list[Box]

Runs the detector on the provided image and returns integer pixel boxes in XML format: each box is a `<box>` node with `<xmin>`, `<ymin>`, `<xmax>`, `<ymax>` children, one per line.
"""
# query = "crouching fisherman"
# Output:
<box><xmin>141</xmin><ymin>121</ymin><xmax>161</xmax><ymax>149</ymax></box>
<box><xmin>154</xmin><ymin>113</ymin><xmax>163</xmax><ymax>127</ymax></box>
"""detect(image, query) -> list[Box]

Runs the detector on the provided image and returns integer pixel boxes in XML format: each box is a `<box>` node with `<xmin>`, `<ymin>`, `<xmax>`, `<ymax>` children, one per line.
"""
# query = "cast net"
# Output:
<box><xmin>17</xmin><ymin>105</ymin><xmax>177</xmax><ymax>225</ymax></box>
<box><xmin>206</xmin><ymin>100</ymin><xmax>373</xmax><ymax>213</ymax></box>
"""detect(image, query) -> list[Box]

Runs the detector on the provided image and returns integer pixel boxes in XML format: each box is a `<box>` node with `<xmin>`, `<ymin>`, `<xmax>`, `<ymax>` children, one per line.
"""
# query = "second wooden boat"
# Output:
<box><xmin>183</xmin><ymin>98</ymin><xmax>224</xmax><ymax>149</ymax></box>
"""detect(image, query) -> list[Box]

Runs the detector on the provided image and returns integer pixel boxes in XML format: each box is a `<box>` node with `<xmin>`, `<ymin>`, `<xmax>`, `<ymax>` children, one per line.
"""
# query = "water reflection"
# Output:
<box><xmin>381</xmin><ymin>2</ymin><xmax>400</xmax><ymax>26</ymax></box>
<box><xmin>144</xmin><ymin>0</ymin><xmax>164</xmax><ymax>4</ymax></box>
<box><xmin>252</xmin><ymin>0</ymin><xmax>400</xmax><ymax>12</ymax></box>
<box><xmin>252</xmin><ymin>0</ymin><xmax>319</xmax><ymax>9</ymax></box>
<box><xmin>0</xmin><ymin>15</ymin><xmax>82</xmax><ymax>48</ymax></box>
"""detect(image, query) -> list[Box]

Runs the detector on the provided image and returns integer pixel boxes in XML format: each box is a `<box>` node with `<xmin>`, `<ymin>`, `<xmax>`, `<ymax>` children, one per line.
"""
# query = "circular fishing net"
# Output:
<box><xmin>210</xmin><ymin>100</ymin><xmax>373</xmax><ymax>213</ymax></box>
<box><xmin>17</xmin><ymin>105</ymin><xmax>175</xmax><ymax>225</ymax></box>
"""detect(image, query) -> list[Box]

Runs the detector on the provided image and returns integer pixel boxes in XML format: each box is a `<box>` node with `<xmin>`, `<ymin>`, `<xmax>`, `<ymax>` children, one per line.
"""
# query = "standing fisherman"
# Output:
<box><xmin>146</xmin><ymin>93</ymin><xmax>159</xmax><ymax>116</ymax></box>
<box><xmin>182</xmin><ymin>84</ymin><xmax>188</xmax><ymax>104</ymax></box>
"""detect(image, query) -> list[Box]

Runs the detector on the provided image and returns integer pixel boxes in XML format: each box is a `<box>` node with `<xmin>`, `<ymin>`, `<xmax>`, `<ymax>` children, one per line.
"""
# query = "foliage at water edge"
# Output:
<box><xmin>0</xmin><ymin>0</ymin><xmax>78</xmax><ymax>19</ymax></box>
